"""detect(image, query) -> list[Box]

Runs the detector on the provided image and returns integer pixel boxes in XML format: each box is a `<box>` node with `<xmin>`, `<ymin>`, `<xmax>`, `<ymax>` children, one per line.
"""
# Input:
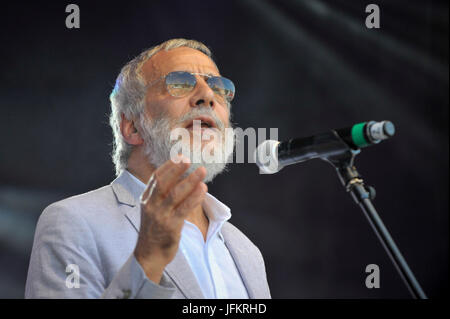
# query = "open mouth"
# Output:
<box><xmin>185</xmin><ymin>116</ymin><xmax>216</xmax><ymax>129</ymax></box>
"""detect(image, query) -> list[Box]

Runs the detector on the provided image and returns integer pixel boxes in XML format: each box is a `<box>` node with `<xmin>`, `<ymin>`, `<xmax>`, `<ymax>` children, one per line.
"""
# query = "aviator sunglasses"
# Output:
<box><xmin>147</xmin><ymin>71</ymin><xmax>235</xmax><ymax>103</ymax></box>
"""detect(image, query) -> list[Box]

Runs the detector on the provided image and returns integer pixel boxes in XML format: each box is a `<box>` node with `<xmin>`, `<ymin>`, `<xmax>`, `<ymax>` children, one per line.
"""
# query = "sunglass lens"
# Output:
<box><xmin>207</xmin><ymin>76</ymin><xmax>235</xmax><ymax>102</ymax></box>
<box><xmin>165</xmin><ymin>71</ymin><xmax>196</xmax><ymax>97</ymax></box>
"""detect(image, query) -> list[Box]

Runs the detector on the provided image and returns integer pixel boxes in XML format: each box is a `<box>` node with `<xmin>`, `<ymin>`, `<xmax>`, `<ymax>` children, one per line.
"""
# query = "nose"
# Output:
<box><xmin>189</xmin><ymin>76</ymin><xmax>215</xmax><ymax>109</ymax></box>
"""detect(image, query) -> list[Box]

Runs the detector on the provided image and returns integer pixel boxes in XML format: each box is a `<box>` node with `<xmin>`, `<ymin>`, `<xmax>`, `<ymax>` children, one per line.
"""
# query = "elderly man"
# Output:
<box><xmin>25</xmin><ymin>39</ymin><xmax>271</xmax><ymax>299</ymax></box>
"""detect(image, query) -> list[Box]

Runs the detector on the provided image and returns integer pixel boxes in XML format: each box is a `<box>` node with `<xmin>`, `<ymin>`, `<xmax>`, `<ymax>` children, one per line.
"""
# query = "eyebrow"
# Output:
<box><xmin>191</xmin><ymin>72</ymin><xmax>217</xmax><ymax>77</ymax></box>
<box><xmin>173</xmin><ymin>70</ymin><xmax>218</xmax><ymax>77</ymax></box>
<box><xmin>146</xmin><ymin>71</ymin><xmax>220</xmax><ymax>88</ymax></box>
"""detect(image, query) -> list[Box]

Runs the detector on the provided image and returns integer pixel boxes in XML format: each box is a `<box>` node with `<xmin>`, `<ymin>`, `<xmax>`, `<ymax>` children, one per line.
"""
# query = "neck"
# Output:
<box><xmin>127</xmin><ymin>147</ymin><xmax>209</xmax><ymax>239</ymax></box>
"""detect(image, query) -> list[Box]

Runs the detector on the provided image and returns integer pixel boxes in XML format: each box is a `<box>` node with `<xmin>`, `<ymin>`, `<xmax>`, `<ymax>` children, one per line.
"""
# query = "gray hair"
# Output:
<box><xmin>109</xmin><ymin>39</ymin><xmax>214</xmax><ymax>176</ymax></box>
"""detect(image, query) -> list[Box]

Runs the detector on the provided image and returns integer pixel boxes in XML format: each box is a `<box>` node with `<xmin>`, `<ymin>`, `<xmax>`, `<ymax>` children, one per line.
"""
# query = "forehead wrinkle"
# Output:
<box><xmin>142</xmin><ymin>48</ymin><xmax>220</xmax><ymax>84</ymax></box>
<box><xmin>169</xmin><ymin>63</ymin><xmax>220</xmax><ymax>76</ymax></box>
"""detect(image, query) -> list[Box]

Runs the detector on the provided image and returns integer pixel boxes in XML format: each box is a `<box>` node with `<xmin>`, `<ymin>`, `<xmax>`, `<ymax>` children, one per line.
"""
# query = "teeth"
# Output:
<box><xmin>187</xmin><ymin>120</ymin><xmax>212</xmax><ymax>128</ymax></box>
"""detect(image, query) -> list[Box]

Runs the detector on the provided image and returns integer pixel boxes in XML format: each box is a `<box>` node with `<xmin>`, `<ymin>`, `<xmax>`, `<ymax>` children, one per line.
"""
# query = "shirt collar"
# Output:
<box><xmin>202</xmin><ymin>193</ymin><xmax>230</xmax><ymax>243</ymax></box>
<box><xmin>125</xmin><ymin>170</ymin><xmax>231</xmax><ymax>240</ymax></box>
<box><xmin>126</xmin><ymin>169</ymin><xmax>147</xmax><ymax>192</ymax></box>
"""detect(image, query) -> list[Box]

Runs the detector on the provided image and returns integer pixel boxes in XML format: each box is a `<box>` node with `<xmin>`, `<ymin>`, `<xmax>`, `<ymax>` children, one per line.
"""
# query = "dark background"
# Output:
<box><xmin>0</xmin><ymin>0</ymin><xmax>448</xmax><ymax>298</ymax></box>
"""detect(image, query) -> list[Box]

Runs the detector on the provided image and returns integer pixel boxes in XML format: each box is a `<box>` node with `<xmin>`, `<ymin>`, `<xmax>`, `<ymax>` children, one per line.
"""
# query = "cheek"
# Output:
<box><xmin>216</xmin><ymin>105</ymin><xmax>230</xmax><ymax>126</ymax></box>
<box><xmin>144</xmin><ymin>94</ymin><xmax>163</xmax><ymax>119</ymax></box>
<box><xmin>146</xmin><ymin>97</ymin><xmax>185</xmax><ymax>121</ymax></box>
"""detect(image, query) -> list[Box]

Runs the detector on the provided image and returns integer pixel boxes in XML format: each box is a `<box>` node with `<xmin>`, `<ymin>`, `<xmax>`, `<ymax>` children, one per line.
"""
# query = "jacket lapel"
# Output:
<box><xmin>110</xmin><ymin>173</ymin><xmax>141</xmax><ymax>232</ymax></box>
<box><xmin>164</xmin><ymin>251</ymin><xmax>204</xmax><ymax>298</ymax></box>
<box><xmin>110</xmin><ymin>171</ymin><xmax>204</xmax><ymax>299</ymax></box>
<box><xmin>221</xmin><ymin>223</ymin><xmax>258</xmax><ymax>299</ymax></box>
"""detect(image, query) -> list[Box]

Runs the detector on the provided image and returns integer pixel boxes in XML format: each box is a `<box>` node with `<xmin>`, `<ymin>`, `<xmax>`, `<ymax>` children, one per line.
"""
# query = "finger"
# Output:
<box><xmin>161</xmin><ymin>166</ymin><xmax>207</xmax><ymax>210</ymax></box>
<box><xmin>153</xmin><ymin>157</ymin><xmax>192</xmax><ymax>197</ymax></box>
<box><xmin>174</xmin><ymin>182</ymin><xmax>208</xmax><ymax>219</ymax></box>
<box><xmin>153</xmin><ymin>153</ymin><xmax>190</xmax><ymax>179</ymax></box>
<box><xmin>142</xmin><ymin>156</ymin><xmax>190</xmax><ymax>205</ymax></box>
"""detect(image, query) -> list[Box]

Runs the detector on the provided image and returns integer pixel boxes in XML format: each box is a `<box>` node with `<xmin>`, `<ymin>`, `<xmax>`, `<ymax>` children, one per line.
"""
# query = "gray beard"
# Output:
<box><xmin>138</xmin><ymin>108</ymin><xmax>234</xmax><ymax>183</ymax></box>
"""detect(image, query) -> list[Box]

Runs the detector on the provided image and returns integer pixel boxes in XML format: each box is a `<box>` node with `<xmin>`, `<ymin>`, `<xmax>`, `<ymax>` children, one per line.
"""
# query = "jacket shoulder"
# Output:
<box><xmin>41</xmin><ymin>185</ymin><xmax>116</xmax><ymax>219</ymax></box>
<box><xmin>34</xmin><ymin>184</ymin><xmax>120</xmax><ymax>242</ymax></box>
<box><xmin>48</xmin><ymin>184</ymin><xmax>114</xmax><ymax>209</ymax></box>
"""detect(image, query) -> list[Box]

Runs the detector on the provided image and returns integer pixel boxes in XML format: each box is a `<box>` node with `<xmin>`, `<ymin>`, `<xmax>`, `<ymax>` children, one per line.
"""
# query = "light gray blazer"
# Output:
<box><xmin>25</xmin><ymin>171</ymin><xmax>271</xmax><ymax>299</ymax></box>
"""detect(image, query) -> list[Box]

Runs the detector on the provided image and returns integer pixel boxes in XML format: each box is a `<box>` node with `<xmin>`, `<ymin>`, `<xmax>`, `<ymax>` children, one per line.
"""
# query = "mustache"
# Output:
<box><xmin>176</xmin><ymin>107</ymin><xmax>226</xmax><ymax>131</ymax></box>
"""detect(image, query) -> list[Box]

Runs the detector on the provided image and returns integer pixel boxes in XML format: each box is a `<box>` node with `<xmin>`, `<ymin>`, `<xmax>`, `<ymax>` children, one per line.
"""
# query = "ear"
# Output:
<box><xmin>120</xmin><ymin>113</ymin><xmax>144</xmax><ymax>146</ymax></box>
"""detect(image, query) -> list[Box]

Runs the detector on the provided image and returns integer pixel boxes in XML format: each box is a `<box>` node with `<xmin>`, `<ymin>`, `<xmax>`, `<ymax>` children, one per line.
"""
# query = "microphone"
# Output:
<box><xmin>255</xmin><ymin>121</ymin><xmax>395</xmax><ymax>174</ymax></box>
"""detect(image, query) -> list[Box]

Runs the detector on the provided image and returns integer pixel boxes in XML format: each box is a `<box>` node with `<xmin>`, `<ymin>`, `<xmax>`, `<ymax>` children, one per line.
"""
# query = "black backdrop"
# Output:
<box><xmin>0</xmin><ymin>0</ymin><xmax>448</xmax><ymax>298</ymax></box>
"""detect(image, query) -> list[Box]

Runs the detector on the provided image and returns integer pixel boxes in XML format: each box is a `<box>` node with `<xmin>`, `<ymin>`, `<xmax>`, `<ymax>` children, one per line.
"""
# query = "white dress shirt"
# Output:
<box><xmin>126</xmin><ymin>170</ymin><xmax>249</xmax><ymax>299</ymax></box>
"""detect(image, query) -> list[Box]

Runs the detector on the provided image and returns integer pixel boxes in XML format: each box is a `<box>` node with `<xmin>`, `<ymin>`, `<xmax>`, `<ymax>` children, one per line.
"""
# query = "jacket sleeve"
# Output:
<box><xmin>25</xmin><ymin>203</ymin><xmax>176</xmax><ymax>299</ymax></box>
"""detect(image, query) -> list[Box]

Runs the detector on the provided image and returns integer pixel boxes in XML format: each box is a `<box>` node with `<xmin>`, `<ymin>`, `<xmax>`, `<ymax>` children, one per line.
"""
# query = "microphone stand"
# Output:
<box><xmin>321</xmin><ymin>131</ymin><xmax>427</xmax><ymax>299</ymax></box>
